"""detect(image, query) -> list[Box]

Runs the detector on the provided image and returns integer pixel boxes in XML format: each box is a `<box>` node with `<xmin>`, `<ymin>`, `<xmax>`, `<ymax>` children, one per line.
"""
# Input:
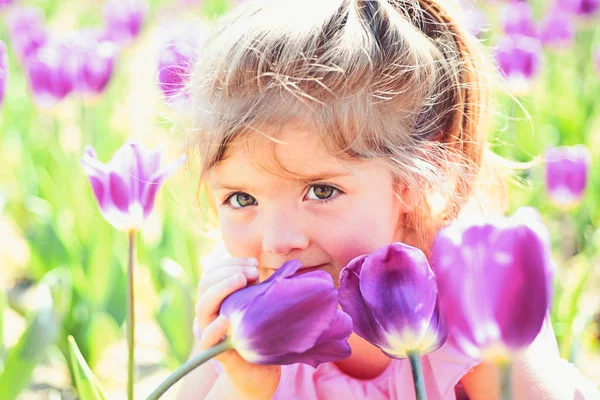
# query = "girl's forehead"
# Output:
<box><xmin>213</xmin><ymin>126</ymin><xmax>365</xmax><ymax>182</ymax></box>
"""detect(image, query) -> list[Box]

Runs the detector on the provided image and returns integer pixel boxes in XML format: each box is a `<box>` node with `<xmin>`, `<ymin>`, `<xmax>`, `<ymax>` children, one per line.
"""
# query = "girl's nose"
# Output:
<box><xmin>261</xmin><ymin>211</ymin><xmax>309</xmax><ymax>255</ymax></box>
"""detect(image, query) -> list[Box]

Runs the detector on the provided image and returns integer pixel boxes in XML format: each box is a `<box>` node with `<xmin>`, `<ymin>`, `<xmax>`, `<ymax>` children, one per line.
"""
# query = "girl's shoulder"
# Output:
<box><xmin>271</xmin><ymin>339</ymin><xmax>478</xmax><ymax>400</ymax></box>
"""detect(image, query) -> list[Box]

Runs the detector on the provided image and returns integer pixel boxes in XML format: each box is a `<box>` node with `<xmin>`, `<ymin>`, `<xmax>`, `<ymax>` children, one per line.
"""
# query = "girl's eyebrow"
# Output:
<box><xmin>212</xmin><ymin>171</ymin><xmax>353</xmax><ymax>191</ymax></box>
<box><xmin>295</xmin><ymin>171</ymin><xmax>353</xmax><ymax>184</ymax></box>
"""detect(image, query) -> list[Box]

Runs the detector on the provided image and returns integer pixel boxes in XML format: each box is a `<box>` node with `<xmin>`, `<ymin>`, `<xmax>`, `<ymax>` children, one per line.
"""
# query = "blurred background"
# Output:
<box><xmin>0</xmin><ymin>0</ymin><xmax>598</xmax><ymax>398</ymax></box>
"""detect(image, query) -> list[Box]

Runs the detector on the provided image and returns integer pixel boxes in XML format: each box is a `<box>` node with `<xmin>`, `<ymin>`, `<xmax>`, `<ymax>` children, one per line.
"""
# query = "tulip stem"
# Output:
<box><xmin>500</xmin><ymin>362</ymin><xmax>512</xmax><ymax>400</ymax></box>
<box><xmin>146</xmin><ymin>338</ymin><xmax>234</xmax><ymax>400</ymax></box>
<box><xmin>127</xmin><ymin>231</ymin><xmax>136</xmax><ymax>400</ymax></box>
<box><xmin>407</xmin><ymin>350</ymin><xmax>427</xmax><ymax>400</ymax></box>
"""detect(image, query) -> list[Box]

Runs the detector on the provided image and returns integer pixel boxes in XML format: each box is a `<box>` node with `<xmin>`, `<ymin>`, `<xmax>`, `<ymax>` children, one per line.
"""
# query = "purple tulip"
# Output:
<box><xmin>496</xmin><ymin>35</ymin><xmax>543</xmax><ymax>87</ymax></box>
<box><xmin>65</xmin><ymin>30</ymin><xmax>118</xmax><ymax>95</ymax></box>
<box><xmin>540</xmin><ymin>11</ymin><xmax>575</xmax><ymax>48</ymax></box>
<box><xmin>0</xmin><ymin>41</ymin><xmax>7</xmax><ymax>108</ymax></box>
<box><xmin>463</xmin><ymin>5</ymin><xmax>488</xmax><ymax>38</ymax></box>
<box><xmin>102</xmin><ymin>0</ymin><xmax>148</xmax><ymax>45</ymax></box>
<box><xmin>6</xmin><ymin>7</ymin><xmax>48</xmax><ymax>61</ymax></box>
<box><xmin>81</xmin><ymin>141</ymin><xmax>185</xmax><ymax>232</ymax></box>
<box><xmin>0</xmin><ymin>0</ymin><xmax>16</xmax><ymax>9</ymax></box>
<box><xmin>502</xmin><ymin>1</ymin><xmax>538</xmax><ymax>38</ymax></box>
<box><xmin>220</xmin><ymin>260</ymin><xmax>352</xmax><ymax>367</ymax></box>
<box><xmin>558</xmin><ymin>0</ymin><xmax>599</xmax><ymax>16</ymax></box>
<box><xmin>25</xmin><ymin>42</ymin><xmax>75</xmax><ymax>107</ymax></box>
<box><xmin>157</xmin><ymin>22</ymin><xmax>208</xmax><ymax>106</ymax></box>
<box><xmin>431</xmin><ymin>207</ymin><xmax>554</xmax><ymax>359</ymax></box>
<box><xmin>338</xmin><ymin>243</ymin><xmax>447</xmax><ymax>359</ymax></box>
<box><xmin>545</xmin><ymin>145</ymin><xmax>591</xmax><ymax>209</ymax></box>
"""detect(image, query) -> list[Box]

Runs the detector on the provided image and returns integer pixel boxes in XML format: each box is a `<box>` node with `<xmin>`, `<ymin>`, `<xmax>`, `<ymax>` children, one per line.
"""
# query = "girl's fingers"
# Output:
<box><xmin>197</xmin><ymin>265</ymin><xmax>259</xmax><ymax>294</ymax></box>
<box><xmin>199</xmin><ymin>315</ymin><xmax>230</xmax><ymax>351</ymax></box>
<box><xmin>196</xmin><ymin>273</ymin><xmax>247</xmax><ymax>328</ymax></box>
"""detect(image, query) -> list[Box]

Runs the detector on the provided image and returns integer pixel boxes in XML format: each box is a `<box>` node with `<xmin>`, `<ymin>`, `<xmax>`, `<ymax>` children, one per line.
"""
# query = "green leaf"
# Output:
<box><xmin>0</xmin><ymin>290</ymin><xmax>5</xmax><ymax>354</ymax></box>
<box><xmin>67</xmin><ymin>336</ymin><xmax>106</xmax><ymax>400</ymax></box>
<box><xmin>85</xmin><ymin>312</ymin><xmax>121</xmax><ymax>369</ymax></box>
<box><xmin>202</xmin><ymin>0</ymin><xmax>232</xmax><ymax>17</ymax></box>
<box><xmin>156</xmin><ymin>259</ymin><xmax>194</xmax><ymax>365</ymax></box>
<box><xmin>156</xmin><ymin>288</ymin><xmax>194</xmax><ymax>366</ymax></box>
<box><xmin>104</xmin><ymin>258</ymin><xmax>127</xmax><ymax>326</ymax></box>
<box><xmin>0</xmin><ymin>290</ymin><xmax>5</xmax><ymax>376</ymax></box>
<box><xmin>84</xmin><ymin>222</ymin><xmax>116</xmax><ymax>305</ymax></box>
<box><xmin>0</xmin><ymin>286</ymin><xmax>60</xmax><ymax>400</ymax></box>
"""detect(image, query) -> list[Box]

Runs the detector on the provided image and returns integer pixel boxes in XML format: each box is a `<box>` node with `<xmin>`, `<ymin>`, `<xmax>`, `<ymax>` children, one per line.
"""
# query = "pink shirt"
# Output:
<box><xmin>211</xmin><ymin>339</ymin><xmax>478</xmax><ymax>400</ymax></box>
<box><xmin>272</xmin><ymin>339</ymin><xmax>476</xmax><ymax>400</ymax></box>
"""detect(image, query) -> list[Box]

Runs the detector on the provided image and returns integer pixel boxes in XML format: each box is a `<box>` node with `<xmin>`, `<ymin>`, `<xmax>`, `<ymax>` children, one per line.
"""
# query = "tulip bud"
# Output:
<box><xmin>545</xmin><ymin>145</ymin><xmax>591</xmax><ymax>209</ymax></box>
<box><xmin>6</xmin><ymin>7</ymin><xmax>48</xmax><ymax>61</ymax></box>
<box><xmin>157</xmin><ymin>21</ymin><xmax>209</xmax><ymax>107</ymax></box>
<box><xmin>25</xmin><ymin>42</ymin><xmax>75</xmax><ymax>107</ymax></box>
<box><xmin>102</xmin><ymin>0</ymin><xmax>148</xmax><ymax>46</ymax></box>
<box><xmin>432</xmin><ymin>207</ymin><xmax>554</xmax><ymax>360</ymax></box>
<box><xmin>540</xmin><ymin>11</ymin><xmax>575</xmax><ymax>48</ymax></box>
<box><xmin>495</xmin><ymin>34</ymin><xmax>543</xmax><ymax>93</ymax></box>
<box><xmin>339</xmin><ymin>243</ymin><xmax>447</xmax><ymax>359</ymax></box>
<box><xmin>65</xmin><ymin>30</ymin><xmax>118</xmax><ymax>96</ymax></box>
<box><xmin>558</xmin><ymin>0</ymin><xmax>599</xmax><ymax>16</ymax></box>
<box><xmin>502</xmin><ymin>2</ymin><xmax>538</xmax><ymax>38</ymax></box>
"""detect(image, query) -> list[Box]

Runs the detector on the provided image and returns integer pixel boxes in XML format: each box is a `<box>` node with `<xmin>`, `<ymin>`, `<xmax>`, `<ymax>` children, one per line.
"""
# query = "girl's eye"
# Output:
<box><xmin>306</xmin><ymin>184</ymin><xmax>338</xmax><ymax>201</ymax></box>
<box><xmin>226</xmin><ymin>192</ymin><xmax>256</xmax><ymax>208</ymax></box>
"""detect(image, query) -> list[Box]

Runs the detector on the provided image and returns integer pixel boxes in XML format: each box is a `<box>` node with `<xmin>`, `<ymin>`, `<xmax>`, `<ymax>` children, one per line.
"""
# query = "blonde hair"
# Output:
<box><xmin>185</xmin><ymin>0</ymin><xmax>508</xmax><ymax>252</ymax></box>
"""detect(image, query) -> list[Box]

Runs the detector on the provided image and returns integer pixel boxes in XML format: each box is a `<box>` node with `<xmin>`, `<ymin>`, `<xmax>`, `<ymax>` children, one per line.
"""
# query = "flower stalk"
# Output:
<box><xmin>500</xmin><ymin>362</ymin><xmax>512</xmax><ymax>400</ymax></box>
<box><xmin>407</xmin><ymin>350</ymin><xmax>427</xmax><ymax>400</ymax></box>
<box><xmin>127</xmin><ymin>230</ymin><xmax>136</xmax><ymax>400</ymax></box>
<box><xmin>146</xmin><ymin>339</ymin><xmax>234</xmax><ymax>400</ymax></box>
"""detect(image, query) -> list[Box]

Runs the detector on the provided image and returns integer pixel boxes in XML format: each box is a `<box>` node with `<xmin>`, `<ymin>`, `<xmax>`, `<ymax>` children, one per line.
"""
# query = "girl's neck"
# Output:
<box><xmin>333</xmin><ymin>333</ymin><xmax>392</xmax><ymax>380</ymax></box>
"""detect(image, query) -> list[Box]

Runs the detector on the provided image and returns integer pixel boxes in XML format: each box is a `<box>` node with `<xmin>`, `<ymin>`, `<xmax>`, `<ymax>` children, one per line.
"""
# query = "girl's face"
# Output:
<box><xmin>211</xmin><ymin>126</ymin><xmax>410</xmax><ymax>285</ymax></box>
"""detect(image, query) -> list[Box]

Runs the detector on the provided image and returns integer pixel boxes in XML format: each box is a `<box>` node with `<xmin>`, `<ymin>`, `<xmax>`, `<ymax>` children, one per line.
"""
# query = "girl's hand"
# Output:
<box><xmin>195</xmin><ymin>256</ymin><xmax>281</xmax><ymax>400</ymax></box>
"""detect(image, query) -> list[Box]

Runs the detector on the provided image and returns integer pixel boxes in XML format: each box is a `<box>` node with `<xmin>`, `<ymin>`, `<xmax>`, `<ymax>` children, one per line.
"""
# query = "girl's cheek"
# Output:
<box><xmin>220</xmin><ymin>219</ymin><xmax>257</xmax><ymax>256</ymax></box>
<box><xmin>327</xmin><ymin>227</ymin><xmax>395</xmax><ymax>269</ymax></box>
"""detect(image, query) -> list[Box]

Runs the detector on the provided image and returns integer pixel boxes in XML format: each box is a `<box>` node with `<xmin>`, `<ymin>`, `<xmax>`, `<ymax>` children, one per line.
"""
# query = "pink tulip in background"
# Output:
<box><xmin>157</xmin><ymin>21</ymin><xmax>209</xmax><ymax>106</ymax></box>
<box><xmin>0</xmin><ymin>41</ymin><xmax>7</xmax><ymax>108</ymax></box>
<box><xmin>545</xmin><ymin>145</ymin><xmax>591</xmax><ymax>209</ymax></box>
<box><xmin>81</xmin><ymin>141</ymin><xmax>185</xmax><ymax>232</ymax></box>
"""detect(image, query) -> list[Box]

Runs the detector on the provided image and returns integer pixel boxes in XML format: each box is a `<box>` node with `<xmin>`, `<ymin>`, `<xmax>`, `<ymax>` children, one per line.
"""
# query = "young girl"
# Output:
<box><xmin>177</xmin><ymin>0</ymin><xmax>600</xmax><ymax>398</ymax></box>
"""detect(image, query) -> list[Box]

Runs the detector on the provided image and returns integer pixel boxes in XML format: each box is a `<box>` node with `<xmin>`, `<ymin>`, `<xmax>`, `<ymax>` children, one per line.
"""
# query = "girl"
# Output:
<box><xmin>178</xmin><ymin>0</ymin><xmax>600</xmax><ymax>398</ymax></box>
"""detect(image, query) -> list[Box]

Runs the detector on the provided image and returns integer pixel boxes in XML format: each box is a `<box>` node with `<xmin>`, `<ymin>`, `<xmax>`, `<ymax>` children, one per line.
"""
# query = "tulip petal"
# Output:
<box><xmin>220</xmin><ymin>282</ymin><xmax>271</xmax><ymax>317</ymax></box>
<box><xmin>277</xmin><ymin>310</ymin><xmax>353</xmax><ymax>367</ymax></box>
<box><xmin>262</xmin><ymin>259</ymin><xmax>302</xmax><ymax>283</ymax></box>
<box><xmin>432</xmin><ymin>231</ymin><xmax>484</xmax><ymax>353</ymax></box>
<box><xmin>359</xmin><ymin>243</ymin><xmax>437</xmax><ymax>342</ymax></box>
<box><xmin>88</xmin><ymin>175</ymin><xmax>107</xmax><ymax>210</ymax></box>
<box><xmin>235</xmin><ymin>271</ymin><xmax>338</xmax><ymax>359</ymax></box>
<box><xmin>109</xmin><ymin>171</ymin><xmax>131</xmax><ymax>212</ymax></box>
<box><xmin>494</xmin><ymin>226</ymin><xmax>551</xmax><ymax>347</ymax></box>
<box><xmin>220</xmin><ymin>261</ymin><xmax>304</xmax><ymax>320</ymax></box>
<box><xmin>81</xmin><ymin>147</ymin><xmax>111</xmax><ymax>210</ymax></box>
<box><xmin>109</xmin><ymin>142</ymin><xmax>138</xmax><ymax>197</ymax></box>
<box><xmin>338</xmin><ymin>256</ymin><xmax>389</xmax><ymax>346</ymax></box>
<box><xmin>433</xmin><ymin>208</ymin><xmax>553</xmax><ymax>357</ymax></box>
<box><xmin>545</xmin><ymin>146</ymin><xmax>590</xmax><ymax>208</ymax></box>
<box><xmin>140</xmin><ymin>154</ymin><xmax>185</xmax><ymax>217</ymax></box>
